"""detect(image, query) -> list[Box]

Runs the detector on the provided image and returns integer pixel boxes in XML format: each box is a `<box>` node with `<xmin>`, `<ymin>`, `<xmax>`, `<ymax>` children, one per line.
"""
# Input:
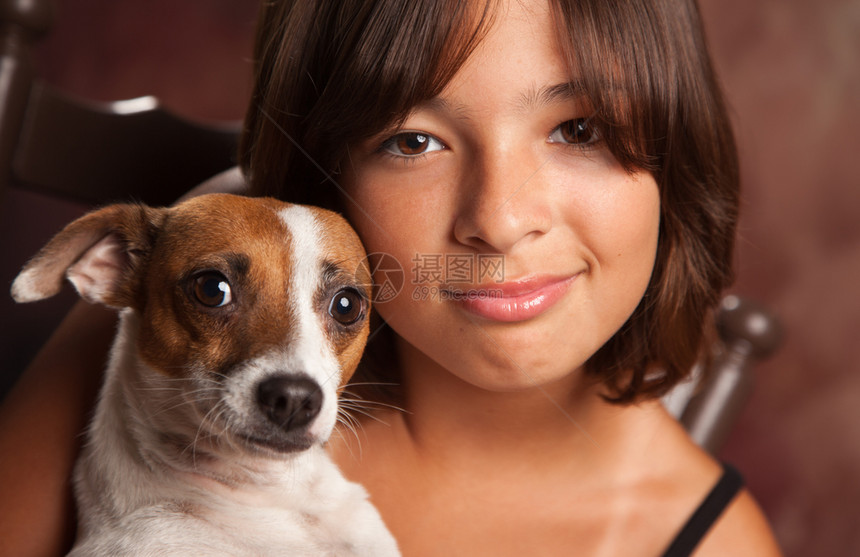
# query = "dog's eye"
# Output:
<box><xmin>328</xmin><ymin>288</ymin><xmax>365</xmax><ymax>325</ymax></box>
<box><xmin>192</xmin><ymin>273</ymin><xmax>233</xmax><ymax>308</ymax></box>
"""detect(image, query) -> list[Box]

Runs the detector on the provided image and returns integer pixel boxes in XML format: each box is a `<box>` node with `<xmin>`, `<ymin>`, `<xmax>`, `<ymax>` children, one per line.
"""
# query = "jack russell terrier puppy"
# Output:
<box><xmin>12</xmin><ymin>193</ymin><xmax>399</xmax><ymax>556</ymax></box>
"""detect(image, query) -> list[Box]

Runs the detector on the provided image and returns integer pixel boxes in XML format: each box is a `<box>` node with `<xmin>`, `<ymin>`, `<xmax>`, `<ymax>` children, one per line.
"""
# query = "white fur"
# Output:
<box><xmin>279</xmin><ymin>204</ymin><xmax>344</xmax><ymax>435</ymax></box>
<box><xmin>71</xmin><ymin>316</ymin><xmax>395</xmax><ymax>556</ymax></box>
<box><xmin>9</xmin><ymin>267</ymin><xmax>43</xmax><ymax>302</ymax></box>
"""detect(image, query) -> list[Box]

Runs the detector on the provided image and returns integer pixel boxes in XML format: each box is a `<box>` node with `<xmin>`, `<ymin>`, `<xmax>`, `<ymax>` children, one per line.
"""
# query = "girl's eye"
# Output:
<box><xmin>192</xmin><ymin>272</ymin><xmax>233</xmax><ymax>308</ymax></box>
<box><xmin>381</xmin><ymin>132</ymin><xmax>445</xmax><ymax>157</ymax></box>
<box><xmin>548</xmin><ymin>118</ymin><xmax>600</xmax><ymax>146</ymax></box>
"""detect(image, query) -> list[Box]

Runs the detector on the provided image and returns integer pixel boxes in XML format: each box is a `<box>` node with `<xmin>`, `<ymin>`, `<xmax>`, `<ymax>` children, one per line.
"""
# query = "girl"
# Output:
<box><xmin>0</xmin><ymin>0</ymin><xmax>782</xmax><ymax>555</ymax></box>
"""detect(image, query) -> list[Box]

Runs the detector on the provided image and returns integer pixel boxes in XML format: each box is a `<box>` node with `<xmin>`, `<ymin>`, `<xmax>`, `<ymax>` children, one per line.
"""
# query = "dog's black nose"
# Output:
<box><xmin>256</xmin><ymin>376</ymin><xmax>323</xmax><ymax>431</ymax></box>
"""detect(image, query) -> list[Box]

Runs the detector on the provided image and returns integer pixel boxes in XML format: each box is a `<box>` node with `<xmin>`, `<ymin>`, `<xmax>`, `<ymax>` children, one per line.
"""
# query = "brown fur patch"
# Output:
<box><xmin>136</xmin><ymin>195</ymin><xmax>301</xmax><ymax>379</ymax></box>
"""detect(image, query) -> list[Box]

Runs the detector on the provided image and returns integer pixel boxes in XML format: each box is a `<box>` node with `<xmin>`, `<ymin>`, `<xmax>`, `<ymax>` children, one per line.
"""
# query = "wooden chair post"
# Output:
<box><xmin>680</xmin><ymin>296</ymin><xmax>784</xmax><ymax>453</ymax></box>
<box><xmin>0</xmin><ymin>0</ymin><xmax>55</xmax><ymax>202</ymax></box>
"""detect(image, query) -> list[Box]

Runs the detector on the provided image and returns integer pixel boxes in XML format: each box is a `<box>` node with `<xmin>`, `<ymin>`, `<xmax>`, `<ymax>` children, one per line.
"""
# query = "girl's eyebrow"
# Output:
<box><xmin>517</xmin><ymin>80</ymin><xmax>587</xmax><ymax>112</ymax></box>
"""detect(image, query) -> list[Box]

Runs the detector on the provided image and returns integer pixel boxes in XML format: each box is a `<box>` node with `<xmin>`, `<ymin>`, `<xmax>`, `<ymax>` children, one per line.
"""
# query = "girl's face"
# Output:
<box><xmin>342</xmin><ymin>0</ymin><xmax>660</xmax><ymax>393</ymax></box>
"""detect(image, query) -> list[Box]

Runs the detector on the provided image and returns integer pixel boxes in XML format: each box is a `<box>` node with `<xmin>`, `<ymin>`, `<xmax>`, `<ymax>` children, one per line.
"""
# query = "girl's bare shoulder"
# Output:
<box><xmin>653</xmin><ymin>411</ymin><xmax>782</xmax><ymax>557</ymax></box>
<box><xmin>628</xmin><ymin>405</ymin><xmax>781</xmax><ymax>556</ymax></box>
<box><xmin>695</xmin><ymin>488</ymin><xmax>783</xmax><ymax>557</ymax></box>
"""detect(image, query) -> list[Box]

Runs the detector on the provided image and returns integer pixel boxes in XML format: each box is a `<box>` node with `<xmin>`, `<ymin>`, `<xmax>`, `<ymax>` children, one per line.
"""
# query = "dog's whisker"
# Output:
<box><xmin>336</xmin><ymin>406</ymin><xmax>364</xmax><ymax>431</ymax></box>
<box><xmin>339</xmin><ymin>405</ymin><xmax>392</xmax><ymax>428</ymax></box>
<box><xmin>337</xmin><ymin>417</ymin><xmax>364</xmax><ymax>446</ymax></box>
<box><xmin>186</xmin><ymin>399</ymin><xmax>232</xmax><ymax>470</ymax></box>
<box><xmin>135</xmin><ymin>385</ymin><xmax>186</xmax><ymax>392</ymax></box>
<box><xmin>334</xmin><ymin>409</ymin><xmax>368</xmax><ymax>456</ymax></box>
<box><xmin>147</xmin><ymin>390</ymin><xmax>220</xmax><ymax>420</ymax></box>
<box><xmin>149</xmin><ymin>398</ymin><xmax>196</xmax><ymax>419</ymax></box>
<box><xmin>342</xmin><ymin>381</ymin><xmax>400</xmax><ymax>388</ymax></box>
<box><xmin>332</xmin><ymin>421</ymin><xmax>364</xmax><ymax>461</ymax></box>
<box><xmin>337</xmin><ymin>397</ymin><xmax>398</xmax><ymax>428</ymax></box>
<box><xmin>339</xmin><ymin>396</ymin><xmax>408</xmax><ymax>416</ymax></box>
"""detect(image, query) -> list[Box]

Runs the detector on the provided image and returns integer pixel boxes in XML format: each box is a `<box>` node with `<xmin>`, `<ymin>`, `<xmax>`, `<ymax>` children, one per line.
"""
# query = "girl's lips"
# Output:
<box><xmin>444</xmin><ymin>275</ymin><xmax>578</xmax><ymax>323</ymax></box>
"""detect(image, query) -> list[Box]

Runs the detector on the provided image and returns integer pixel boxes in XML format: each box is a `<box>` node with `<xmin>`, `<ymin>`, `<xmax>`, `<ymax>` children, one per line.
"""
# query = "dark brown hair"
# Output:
<box><xmin>240</xmin><ymin>0</ymin><xmax>492</xmax><ymax>208</ymax></box>
<box><xmin>239</xmin><ymin>0</ymin><xmax>738</xmax><ymax>403</ymax></box>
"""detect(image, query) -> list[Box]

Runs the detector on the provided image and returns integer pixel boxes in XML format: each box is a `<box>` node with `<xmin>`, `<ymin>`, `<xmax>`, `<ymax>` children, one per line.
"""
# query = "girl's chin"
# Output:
<box><xmin>408</xmin><ymin>341</ymin><xmax>590</xmax><ymax>394</ymax></box>
<box><xmin>383</xmin><ymin>299</ymin><xmax>610</xmax><ymax>392</ymax></box>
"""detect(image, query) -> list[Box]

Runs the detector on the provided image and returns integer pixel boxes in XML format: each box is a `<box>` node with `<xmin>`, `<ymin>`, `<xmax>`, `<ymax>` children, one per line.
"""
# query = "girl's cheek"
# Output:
<box><xmin>343</xmin><ymin>157</ymin><xmax>459</xmax><ymax>243</ymax></box>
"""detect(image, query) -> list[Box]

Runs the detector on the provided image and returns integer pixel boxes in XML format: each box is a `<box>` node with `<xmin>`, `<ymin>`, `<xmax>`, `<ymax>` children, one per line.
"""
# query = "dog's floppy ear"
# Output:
<box><xmin>11</xmin><ymin>203</ymin><xmax>166</xmax><ymax>308</ymax></box>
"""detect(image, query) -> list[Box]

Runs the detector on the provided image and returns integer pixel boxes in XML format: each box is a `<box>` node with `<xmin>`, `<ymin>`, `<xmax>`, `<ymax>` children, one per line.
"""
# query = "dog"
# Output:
<box><xmin>12</xmin><ymin>193</ymin><xmax>399</xmax><ymax>556</ymax></box>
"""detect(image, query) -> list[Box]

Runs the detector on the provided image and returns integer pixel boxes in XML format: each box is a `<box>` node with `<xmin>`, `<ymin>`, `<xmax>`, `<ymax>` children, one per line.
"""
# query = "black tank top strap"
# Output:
<box><xmin>660</xmin><ymin>462</ymin><xmax>744</xmax><ymax>557</ymax></box>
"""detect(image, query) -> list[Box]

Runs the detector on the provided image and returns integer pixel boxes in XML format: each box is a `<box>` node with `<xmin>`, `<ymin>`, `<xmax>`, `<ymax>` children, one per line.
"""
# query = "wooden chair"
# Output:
<box><xmin>665</xmin><ymin>295</ymin><xmax>783</xmax><ymax>453</ymax></box>
<box><xmin>0</xmin><ymin>0</ymin><xmax>241</xmax><ymax>398</ymax></box>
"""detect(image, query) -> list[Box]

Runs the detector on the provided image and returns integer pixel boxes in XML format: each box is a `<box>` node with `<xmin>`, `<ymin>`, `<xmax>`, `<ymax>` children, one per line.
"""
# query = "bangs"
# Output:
<box><xmin>548</xmin><ymin>0</ymin><xmax>710</xmax><ymax>176</ymax></box>
<box><xmin>304</xmin><ymin>0</ymin><xmax>495</xmax><ymax>158</ymax></box>
<box><xmin>242</xmin><ymin>0</ymin><xmax>494</xmax><ymax>204</ymax></box>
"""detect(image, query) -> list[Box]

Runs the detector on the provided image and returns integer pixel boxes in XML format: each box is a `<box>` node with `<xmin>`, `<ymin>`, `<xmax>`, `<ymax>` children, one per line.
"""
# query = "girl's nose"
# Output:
<box><xmin>453</xmin><ymin>149</ymin><xmax>553</xmax><ymax>254</ymax></box>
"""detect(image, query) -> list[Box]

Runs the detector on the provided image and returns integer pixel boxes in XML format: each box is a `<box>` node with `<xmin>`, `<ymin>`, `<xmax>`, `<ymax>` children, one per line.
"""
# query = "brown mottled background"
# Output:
<box><xmin>3</xmin><ymin>0</ymin><xmax>859</xmax><ymax>555</ymax></box>
<box><xmin>701</xmin><ymin>0</ymin><xmax>860</xmax><ymax>554</ymax></box>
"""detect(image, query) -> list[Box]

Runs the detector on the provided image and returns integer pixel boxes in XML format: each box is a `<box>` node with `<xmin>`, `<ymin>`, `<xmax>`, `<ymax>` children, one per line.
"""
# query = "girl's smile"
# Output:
<box><xmin>444</xmin><ymin>274</ymin><xmax>580</xmax><ymax>323</ymax></box>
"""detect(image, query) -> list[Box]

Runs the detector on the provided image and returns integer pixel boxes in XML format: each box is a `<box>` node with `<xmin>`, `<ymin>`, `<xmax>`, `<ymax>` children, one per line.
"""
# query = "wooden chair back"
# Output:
<box><xmin>0</xmin><ymin>0</ymin><xmax>240</xmax><ymax>397</ymax></box>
